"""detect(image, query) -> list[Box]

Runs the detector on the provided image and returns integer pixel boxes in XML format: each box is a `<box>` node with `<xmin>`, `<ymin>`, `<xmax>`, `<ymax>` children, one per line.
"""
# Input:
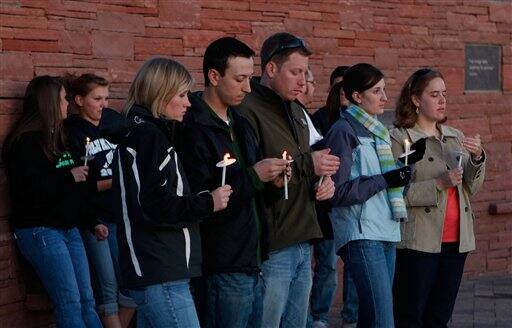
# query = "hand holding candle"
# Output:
<box><xmin>211</xmin><ymin>185</ymin><xmax>233</xmax><ymax>212</ymax></box>
<box><xmin>315</xmin><ymin>176</ymin><xmax>335</xmax><ymax>201</ymax></box>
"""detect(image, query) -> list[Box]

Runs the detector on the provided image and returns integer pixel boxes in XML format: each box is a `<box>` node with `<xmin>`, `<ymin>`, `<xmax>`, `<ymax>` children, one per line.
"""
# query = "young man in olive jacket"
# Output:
<box><xmin>179</xmin><ymin>37</ymin><xmax>290</xmax><ymax>328</ymax></box>
<box><xmin>236</xmin><ymin>32</ymin><xmax>340</xmax><ymax>328</ymax></box>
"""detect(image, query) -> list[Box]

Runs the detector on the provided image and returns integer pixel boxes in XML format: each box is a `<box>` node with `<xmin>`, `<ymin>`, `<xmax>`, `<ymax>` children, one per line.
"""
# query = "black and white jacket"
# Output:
<box><xmin>65</xmin><ymin>113</ymin><xmax>117</xmax><ymax>230</ymax></box>
<box><xmin>105</xmin><ymin>105</ymin><xmax>213</xmax><ymax>289</ymax></box>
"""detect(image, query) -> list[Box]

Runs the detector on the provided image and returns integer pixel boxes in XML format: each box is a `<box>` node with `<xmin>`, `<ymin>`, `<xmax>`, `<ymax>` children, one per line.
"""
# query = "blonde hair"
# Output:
<box><xmin>124</xmin><ymin>57</ymin><xmax>193</xmax><ymax>117</ymax></box>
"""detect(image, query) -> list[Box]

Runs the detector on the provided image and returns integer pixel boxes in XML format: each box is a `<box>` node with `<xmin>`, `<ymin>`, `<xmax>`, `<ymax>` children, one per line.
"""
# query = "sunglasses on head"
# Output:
<box><xmin>265</xmin><ymin>37</ymin><xmax>307</xmax><ymax>65</ymax></box>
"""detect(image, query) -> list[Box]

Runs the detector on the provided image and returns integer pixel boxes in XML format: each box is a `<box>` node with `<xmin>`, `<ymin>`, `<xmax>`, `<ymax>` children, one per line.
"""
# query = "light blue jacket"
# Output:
<box><xmin>324</xmin><ymin>112</ymin><xmax>401</xmax><ymax>252</ymax></box>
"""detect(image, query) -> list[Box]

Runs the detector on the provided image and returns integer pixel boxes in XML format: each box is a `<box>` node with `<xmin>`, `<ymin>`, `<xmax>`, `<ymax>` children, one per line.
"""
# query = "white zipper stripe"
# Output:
<box><xmin>159</xmin><ymin>155</ymin><xmax>171</xmax><ymax>171</ymax></box>
<box><xmin>174</xmin><ymin>152</ymin><xmax>183</xmax><ymax>197</ymax></box>
<box><xmin>126</xmin><ymin>147</ymin><xmax>141</xmax><ymax>205</ymax></box>
<box><xmin>118</xmin><ymin>154</ymin><xmax>142</xmax><ymax>277</ymax></box>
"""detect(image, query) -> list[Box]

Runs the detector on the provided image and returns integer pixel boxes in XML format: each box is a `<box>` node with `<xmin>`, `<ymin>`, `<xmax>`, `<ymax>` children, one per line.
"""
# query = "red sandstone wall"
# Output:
<box><xmin>0</xmin><ymin>0</ymin><xmax>511</xmax><ymax>326</ymax></box>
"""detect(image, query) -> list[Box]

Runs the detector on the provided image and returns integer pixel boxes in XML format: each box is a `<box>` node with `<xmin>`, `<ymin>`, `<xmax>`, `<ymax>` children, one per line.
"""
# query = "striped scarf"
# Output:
<box><xmin>346</xmin><ymin>104</ymin><xmax>408</xmax><ymax>222</ymax></box>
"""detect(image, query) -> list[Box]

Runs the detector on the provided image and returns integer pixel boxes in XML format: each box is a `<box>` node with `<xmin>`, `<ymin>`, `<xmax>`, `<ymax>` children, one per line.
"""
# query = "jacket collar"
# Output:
<box><xmin>187</xmin><ymin>91</ymin><xmax>232</xmax><ymax>131</ymax></box>
<box><xmin>405</xmin><ymin>123</ymin><xmax>459</xmax><ymax>143</ymax></box>
<box><xmin>249</xmin><ymin>78</ymin><xmax>292</xmax><ymax>111</ymax></box>
<box><xmin>65</xmin><ymin>113</ymin><xmax>97</xmax><ymax>128</ymax></box>
<box><xmin>127</xmin><ymin>103</ymin><xmax>176</xmax><ymax>139</ymax></box>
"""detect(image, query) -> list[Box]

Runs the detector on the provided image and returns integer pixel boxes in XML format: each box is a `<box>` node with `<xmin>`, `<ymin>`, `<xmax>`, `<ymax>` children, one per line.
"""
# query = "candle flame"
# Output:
<box><xmin>282</xmin><ymin>150</ymin><xmax>287</xmax><ymax>160</ymax></box>
<box><xmin>404</xmin><ymin>139</ymin><xmax>411</xmax><ymax>151</ymax></box>
<box><xmin>223</xmin><ymin>153</ymin><xmax>230</xmax><ymax>162</ymax></box>
<box><xmin>86</xmin><ymin>137</ymin><xmax>90</xmax><ymax>144</ymax></box>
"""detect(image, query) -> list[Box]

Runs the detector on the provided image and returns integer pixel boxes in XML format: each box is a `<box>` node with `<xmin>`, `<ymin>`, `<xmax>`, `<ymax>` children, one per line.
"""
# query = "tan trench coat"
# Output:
<box><xmin>390</xmin><ymin>124</ymin><xmax>486</xmax><ymax>253</ymax></box>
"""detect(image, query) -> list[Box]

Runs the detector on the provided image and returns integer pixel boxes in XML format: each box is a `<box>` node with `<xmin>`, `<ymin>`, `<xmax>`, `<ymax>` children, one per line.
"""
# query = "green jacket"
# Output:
<box><xmin>390</xmin><ymin>124</ymin><xmax>486</xmax><ymax>253</ymax></box>
<box><xmin>236</xmin><ymin>80</ymin><xmax>323</xmax><ymax>252</ymax></box>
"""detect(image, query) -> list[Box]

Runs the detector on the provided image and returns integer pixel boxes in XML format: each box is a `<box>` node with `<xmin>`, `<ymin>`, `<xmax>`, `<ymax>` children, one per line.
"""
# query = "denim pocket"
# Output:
<box><xmin>129</xmin><ymin>288</ymin><xmax>148</xmax><ymax>306</ymax></box>
<box><xmin>31</xmin><ymin>226</ymin><xmax>46</xmax><ymax>236</ymax></box>
<box><xmin>346</xmin><ymin>239</ymin><xmax>385</xmax><ymax>265</ymax></box>
<box><xmin>31</xmin><ymin>226</ymin><xmax>48</xmax><ymax>247</ymax></box>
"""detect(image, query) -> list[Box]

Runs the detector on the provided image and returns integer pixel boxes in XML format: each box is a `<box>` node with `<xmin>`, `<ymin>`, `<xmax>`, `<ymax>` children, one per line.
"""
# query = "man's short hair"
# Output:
<box><xmin>203</xmin><ymin>37</ymin><xmax>255</xmax><ymax>87</ymax></box>
<box><xmin>329</xmin><ymin>66</ymin><xmax>349</xmax><ymax>86</ymax></box>
<box><xmin>260</xmin><ymin>32</ymin><xmax>312</xmax><ymax>71</ymax></box>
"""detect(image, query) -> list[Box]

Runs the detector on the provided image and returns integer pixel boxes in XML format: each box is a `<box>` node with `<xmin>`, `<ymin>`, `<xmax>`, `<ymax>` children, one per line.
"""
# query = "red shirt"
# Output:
<box><xmin>442</xmin><ymin>187</ymin><xmax>460</xmax><ymax>242</ymax></box>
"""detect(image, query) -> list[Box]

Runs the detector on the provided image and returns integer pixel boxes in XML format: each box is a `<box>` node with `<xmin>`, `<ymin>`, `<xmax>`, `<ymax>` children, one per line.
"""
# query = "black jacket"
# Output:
<box><xmin>179</xmin><ymin>92</ymin><xmax>265</xmax><ymax>275</ymax></box>
<box><xmin>5</xmin><ymin>131</ymin><xmax>83</xmax><ymax>229</ymax></box>
<box><xmin>311</xmin><ymin>106</ymin><xmax>334</xmax><ymax>239</ymax></box>
<box><xmin>65</xmin><ymin>114</ymin><xmax>117</xmax><ymax>229</ymax></box>
<box><xmin>105</xmin><ymin>105</ymin><xmax>214</xmax><ymax>289</ymax></box>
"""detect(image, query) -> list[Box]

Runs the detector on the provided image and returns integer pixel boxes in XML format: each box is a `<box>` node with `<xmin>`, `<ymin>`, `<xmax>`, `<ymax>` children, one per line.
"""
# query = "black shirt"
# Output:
<box><xmin>6</xmin><ymin>131</ymin><xmax>83</xmax><ymax>229</ymax></box>
<box><xmin>65</xmin><ymin>114</ymin><xmax>117</xmax><ymax>226</ymax></box>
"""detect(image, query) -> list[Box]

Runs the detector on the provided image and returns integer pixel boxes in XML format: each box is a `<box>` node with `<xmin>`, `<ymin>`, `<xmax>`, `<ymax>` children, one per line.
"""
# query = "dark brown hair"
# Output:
<box><xmin>63</xmin><ymin>73</ymin><xmax>109</xmax><ymax>113</ymax></box>
<box><xmin>394</xmin><ymin>68</ymin><xmax>445</xmax><ymax>128</ymax></box>
<box><xmin>329</xmin><ymin>65</ymin><xmax>349</xmax><ymax>86</ymax></box>
<box><xmin>327</xmin><ymin>81</ymin><xmax>345</xmax><ymax>127</ymax></box>
<box><xmin>342</xmin><ymin>63</ymin><xmax>384</xmax><ymax>105</ymax></box>
<box><xmin>3</xmin><ymin>76</ymin><xmax>67</xmax><ymax>160</ymax></box>
<box><xmin>203</xmin><ymin>37</ymin><xmax>255</xmax><ymax>87</ymax></box>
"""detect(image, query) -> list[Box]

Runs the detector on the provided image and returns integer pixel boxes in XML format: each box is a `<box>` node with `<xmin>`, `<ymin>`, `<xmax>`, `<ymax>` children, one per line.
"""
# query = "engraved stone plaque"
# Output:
<box><xmin>465</xmin><ymin>44</ymin><xmax>501</xmax><ymax>91</ymax></box>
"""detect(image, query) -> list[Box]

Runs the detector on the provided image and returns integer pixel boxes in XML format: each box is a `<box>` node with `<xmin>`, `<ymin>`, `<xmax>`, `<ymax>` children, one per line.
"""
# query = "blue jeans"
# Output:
<box><xmin>14</xmin><ymin>227</ymin><xmax>102</xmax><ymax>328</ymax></box>
<box><xmin>205</xmin><ymin>272</ymin><xmax>262</xmax><ymax>328</ymax></box>
<box><xmin>339</xmin><ymin>240</ymin><xmax>396</xmax><ymax>328</ymax></box>
<box><xmin>128</xmin><ymin>280</ymin><xmax>200</xmax><ymax>328</ymax></box>
<box><xmin>309</xmin><ymin>239</ymin><xmax>338</xmax><ymax>325</ymax></box>
<box><xmin>261</xmin><ymin>243</ymin><xmax>312</xmax><ymax>328</ymax></box>
<box><xmin>81</xmin><ymin>223</ymin><xmax>135</xmax><ymax>315</ymax></box>
<box><xmin>341</xmin><ymin>264</ymin><xmax>359</xmax><ymax>323</ymax></box>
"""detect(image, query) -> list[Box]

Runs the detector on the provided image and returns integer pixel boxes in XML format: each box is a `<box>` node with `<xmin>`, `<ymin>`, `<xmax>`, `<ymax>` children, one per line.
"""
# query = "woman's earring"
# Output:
<box><xmin>415</xmin><ymin>107</ymin><xmax>420</xmax><ymax>114</ymax></box>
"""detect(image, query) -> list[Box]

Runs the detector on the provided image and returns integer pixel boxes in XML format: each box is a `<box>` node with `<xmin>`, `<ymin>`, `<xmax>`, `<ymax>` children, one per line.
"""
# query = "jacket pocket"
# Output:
<box><xmin>400</xmin><ymin>210</ymin><xmax>417</xmax><ymax>242</ymax></box>
<box><xmin>357</xmin><ymin>202</ymin><xmax>366</xmax><ymax>234</ymax></box>
<box><xmin>356</xmin><ymin>137</ymin><xmax>380</xmax><ymax>176</ymax></box>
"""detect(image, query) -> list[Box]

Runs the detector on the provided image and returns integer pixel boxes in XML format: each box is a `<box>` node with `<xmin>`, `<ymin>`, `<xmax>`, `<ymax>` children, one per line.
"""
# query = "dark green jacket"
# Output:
<box><xmin>236</xmin><ymin>80</ymin><xmax>323</xmax><ymax>251</ymax></box>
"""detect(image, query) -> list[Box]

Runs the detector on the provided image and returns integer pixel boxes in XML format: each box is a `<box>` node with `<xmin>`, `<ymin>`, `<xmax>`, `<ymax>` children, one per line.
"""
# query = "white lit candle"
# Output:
<box><xmin>404</xmin><ymin>139</ymin><xmax>411</xmax><ymax>166</ymax></box>
<box><xmin>458</xmin><ymin>153</ymin><xmax>463</xmax><ymax>167</ymax></box>
<box><xmin>222</xmin><ymin>153</ymin><xmax>230</xmax><ymax>186</ymax></box>
<box><xmin>216</xmin><ymin>153</ymin><xmax>236</xmax><ymax>187</ymax></box>
<box><xmin>282</xmin><ymin>150</ymin><xmax>289</xmax><ymax>200</ymax></box>
<box><xmin>84</xmin><ymin>137</ymin><xmax>91</xmax><ymax>166</ymax></box>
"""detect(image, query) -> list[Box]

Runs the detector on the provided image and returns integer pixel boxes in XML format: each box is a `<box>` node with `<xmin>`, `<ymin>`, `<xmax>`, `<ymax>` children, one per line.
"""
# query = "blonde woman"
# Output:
<box><xmin>107</xmin><ymin>58</ymin><xmax>232</xmax><ymax>327</ymax></box>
